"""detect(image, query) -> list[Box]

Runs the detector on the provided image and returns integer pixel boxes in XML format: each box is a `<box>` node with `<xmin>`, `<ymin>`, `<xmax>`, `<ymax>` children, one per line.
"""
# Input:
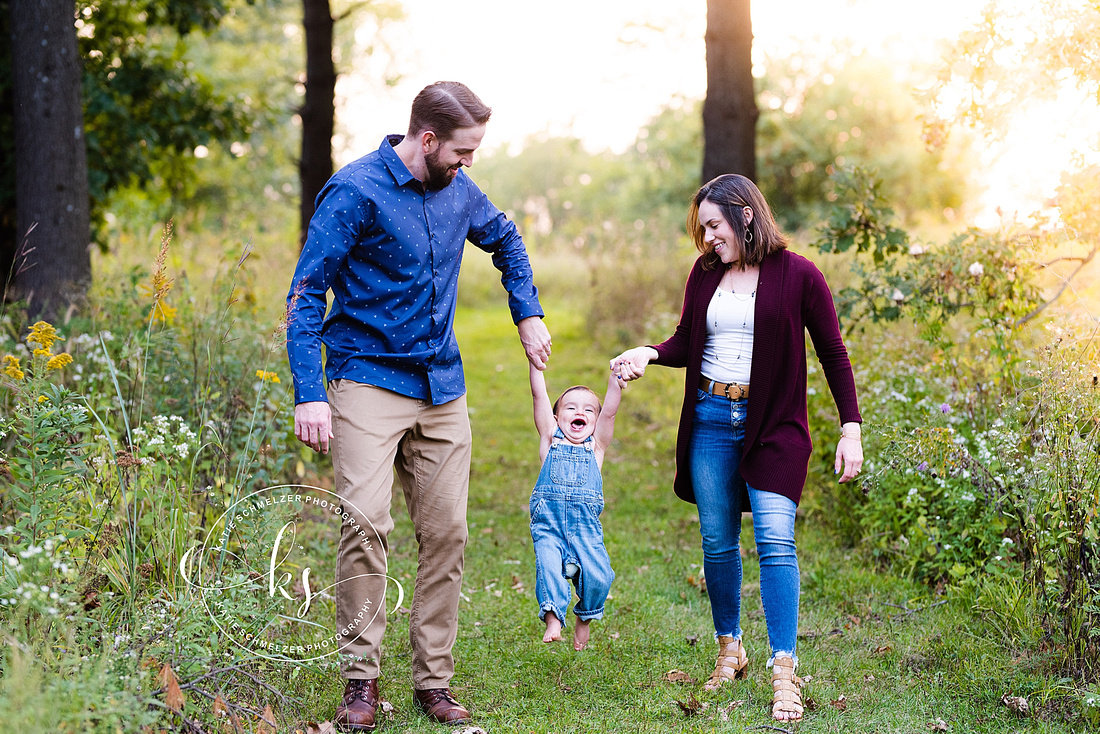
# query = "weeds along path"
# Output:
<box><xmin>331</xmin><ymin>303</ymin><xmax>1076</xmax><ymax>732</ymax></box>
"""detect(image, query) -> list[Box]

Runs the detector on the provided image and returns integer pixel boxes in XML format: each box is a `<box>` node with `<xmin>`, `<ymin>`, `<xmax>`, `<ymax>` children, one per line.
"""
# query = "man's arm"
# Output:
<box><xmin>286</xmin><ymin>177</ymin><xmax>366</xmax><ymax>452</ymax></box>
<box><xmin>463</xmin><ymin>179</ymin><xmax>551</xmax><ymax>368</ymax></box>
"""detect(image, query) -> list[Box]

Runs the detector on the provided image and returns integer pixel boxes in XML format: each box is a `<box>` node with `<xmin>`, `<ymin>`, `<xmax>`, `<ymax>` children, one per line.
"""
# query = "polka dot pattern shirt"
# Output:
<box><xmin>286</xmin><ymin>135</ymin><xmax>544</xmax><ymax>406</ymax></box>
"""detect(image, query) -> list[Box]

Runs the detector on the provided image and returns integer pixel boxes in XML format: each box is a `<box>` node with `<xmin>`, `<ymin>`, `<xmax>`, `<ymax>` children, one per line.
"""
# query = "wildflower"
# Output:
<box><xmin>915</xmin><ymin>461</ymin><xmax>930</xmax><ymax>472</ymax></box>
<box><xmin>46</xmin><ymin>353</ymin><xmax>73</xmax><ymax>371</ymax></box>
<box><xmin>27</xmin><ymin>321</ymin><xmax>59</xmax><ymax>351</ymax></box>
<box><xmin>2</xmin><ymin>355</ymin><xmax>24</xmax><ymax>380</ymax></box>
<box><xmin>33</xmin><ymin>348</ymin><xmax>51</xmax><ymax>358</ymax></box>
<box><xmin>907</xmin><ymin>487</ymin><xmax>920</xmax><ymax>497</ymax></box>
<box><xmin>960</xmin><ymin>492</ymin><xmax>976</xmax><ymax>502</ymax></box>
<box><xmin>890</xmin><ymin>288</ymin><xmax>905</xmax><ymax>303</ymax></box>
<box><xmin>940</xmin><ymin>403</ymin><xmax>951</xmax><ymax>414</ymax></box>
<box><xmin>1001</xmin><ymin>537</ymin><xmax>1014</xmax><ymax>546</ymax></box>
<box><xmin>968</xmin><ymin>261</ymin><xmax>984</xmax><ymax>277</ymax></box>
<box><xmin>908</xmin><ymin>243</ymin><xmax>925</xmax><ymax>256</ymax></box>
<box><xmin>175</xmin><ymin>443</ymin><xmax>190</xmax><ymax>459</ymax></box>
<box><xmin>255</xmin><ymin>369</ymin><xmax>281</xmax><ymax>383</ymax></box>
<box><xmin>37</xmin><ymin>395</ymin><xmax>48</xmax><ymax>404</ymax></box>
<box><xmin>148</xmin><ymin>301</ymin><xmax>178</xmax><ymax>325</ymax></box>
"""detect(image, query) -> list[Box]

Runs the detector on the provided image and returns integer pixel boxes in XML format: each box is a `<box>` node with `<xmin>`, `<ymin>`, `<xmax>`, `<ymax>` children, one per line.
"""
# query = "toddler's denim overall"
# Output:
<box><xmin>529</xmin><ymin>429</ymin><xmax>615</xmax><ymax>627</ymax></box>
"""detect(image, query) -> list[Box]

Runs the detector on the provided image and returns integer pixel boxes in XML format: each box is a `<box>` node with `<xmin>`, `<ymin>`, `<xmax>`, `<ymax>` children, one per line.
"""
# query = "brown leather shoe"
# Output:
<box><xmin>335</xmin><ymin>678</ymin><xmax>381</xmax><ymax>732</ymax></box>
<box><xmin>412</xmin><ymin>687</ymin><xmax>470</xmax><ymax>725</ymax></box>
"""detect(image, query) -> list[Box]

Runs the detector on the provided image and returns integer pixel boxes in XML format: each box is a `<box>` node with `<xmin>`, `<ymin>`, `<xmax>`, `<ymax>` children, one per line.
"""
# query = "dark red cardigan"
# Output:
<box><xmin>650</xmin><ymin>249</ymin><xmax>862</xmax><ymax>506</ymax></box>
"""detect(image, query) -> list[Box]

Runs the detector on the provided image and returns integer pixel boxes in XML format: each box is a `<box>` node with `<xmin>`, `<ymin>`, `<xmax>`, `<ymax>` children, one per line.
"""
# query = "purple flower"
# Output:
<box><xmin>940</xmin><ymin>403</ymin><xmax>951</xmax><ymax>414</ymax></box>
<box><xmin>916</xmin><ymin>461</ymin><xmax>929</xmax><ymax>472</ymax></box>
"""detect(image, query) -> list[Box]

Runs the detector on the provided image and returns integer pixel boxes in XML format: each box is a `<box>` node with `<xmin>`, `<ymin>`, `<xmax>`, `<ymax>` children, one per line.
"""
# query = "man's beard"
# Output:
<box><xmin>424</xmin><ymin>148</ymin><xmax>459</xmax><ymax>191</ymax></box>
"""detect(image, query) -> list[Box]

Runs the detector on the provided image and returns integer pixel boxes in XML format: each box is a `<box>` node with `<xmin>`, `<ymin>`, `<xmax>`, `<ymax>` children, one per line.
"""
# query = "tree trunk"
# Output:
<box><xmin>9</xmin><ymin>0</ymin><xmax>90</xmax><ymax>317</ymax></box>
<box><xmin>702</xmin><ymin>0</ymin><xmax>758</xmax><ymax>184</ymax></box>
<box><xmin>299</xmin><ymin>0</ymin><xmax>335</xmax><ymax>249</ymax></box>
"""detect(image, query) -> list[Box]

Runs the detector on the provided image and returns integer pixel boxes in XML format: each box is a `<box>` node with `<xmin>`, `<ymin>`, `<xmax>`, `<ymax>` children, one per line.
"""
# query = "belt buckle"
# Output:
<box><xmin>724</xmin><ymin>383</ymin><xmax>744</xmax><ymax>400</ymax></box>
<box><xmin>723</xmin><ymin>382</ymin><xmax>733</xmax><ymax>399</ymax></box>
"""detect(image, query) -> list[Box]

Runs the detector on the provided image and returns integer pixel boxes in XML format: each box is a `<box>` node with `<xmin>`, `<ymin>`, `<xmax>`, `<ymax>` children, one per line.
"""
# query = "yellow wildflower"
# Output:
<box><xmin>37</xmin><ymin>395</ymin><xmax>48</xmax><ymax>404</ymax></box>
<box><xmin>255</xmin><ymin>370</ymin><xmax>281</xmax><ymax>383</ymax></box>
<box><xmin>27</xmin><ymin>321</ymin><xmax>59</xmax><ymax>351</ymax></box>
<box><xmin>33</xmin><ymin>347</ymin><xmax>51</xmax><ymax>358</ymax></box>
<box><xmin>46</xmin><ymin>353</ymin><xmax>74</xmax><ymax>371</ymax></box>
<box><xmin>148</xmin><ymin>300</ymin><xmax>178</xmax><ymax>325</ymax></box>
<box><xmin>2</xmin><ymin>355</ymin><xmax>24</xmax><ymax>381</ymax></box>
<box><xmin>151</xmin><ymin>222</ymin><xmax>174</xmax><ymax>302</ymax></box>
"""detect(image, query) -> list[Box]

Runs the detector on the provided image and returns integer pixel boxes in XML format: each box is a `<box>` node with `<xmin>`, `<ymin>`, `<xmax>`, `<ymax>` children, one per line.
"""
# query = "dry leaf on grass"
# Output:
<box><xmin>674</xmin><ymin>693</ymin><xmax>703</xmax><ymax>717</ymax></box>
<box><xmin>873</xmin><ymin>644</ymin><xmax>893</xmax><ymax>655</ymax></box>
<box><xmin>663</xmin><ymin>669</ymin><xmax>696</xmax><ymax>684</ymax></box>
<box><xmin>456</xmin><ymin>728</ymin><xmax>488</xmax><ymax>734</ymax></box>
<box><xmin>685</xmin><ymin>634</ymin><xmax>699</xmax><ymax>647</ymax></box>
<box><xmin>829</xmin><ymin>694</ymin><xmax>848</xmax><ymax>711</ymax></box>
<box><xmin>1001</xmin><ymin>693</ymin><xmax>1030</xmax><ymax>715</ymax></box>
<box><xmin>158</xmin><ymin>664</ymin><xmax>184</xmax><ymax>713</ymax></box>
<box><xmin>257</xmin><ymin>704</ymin><xmax>276</xmax><ymax>733</ymax></box>
<box><xmin>303</xmin><ymin>721</ymin><xmax>338</xmax><ymax>734</ymax></box>
<box><xmin>927</xmin><ymin>718</ymin><xmax>948</xmax><ymax>731</ymax></box>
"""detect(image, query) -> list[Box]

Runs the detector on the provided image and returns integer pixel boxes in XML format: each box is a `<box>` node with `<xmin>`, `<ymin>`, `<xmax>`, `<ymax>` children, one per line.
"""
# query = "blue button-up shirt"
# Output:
<box><xmin>286</xmin><ymin>135</ymin><xmax>544</xmax><ymax>405</ymax></box>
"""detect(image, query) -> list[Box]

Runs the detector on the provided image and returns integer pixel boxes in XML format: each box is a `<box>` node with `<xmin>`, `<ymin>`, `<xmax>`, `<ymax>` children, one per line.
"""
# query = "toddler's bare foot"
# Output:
<box><xmin>573</xmin><ymin>618</ymin><xmax>590</xmax><ymax>650</ymax></box>
<box><xmin>543</xmin><ymin>612</ymin><xmax>563</xmax><ymax>643</ymax></box>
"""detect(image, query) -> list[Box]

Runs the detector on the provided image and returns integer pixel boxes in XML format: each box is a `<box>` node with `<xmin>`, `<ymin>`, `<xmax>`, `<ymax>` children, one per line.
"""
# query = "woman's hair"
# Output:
<box><xmin>687</xmin><ymin>174</ymin><xmax>788</xmax><ymax>271</ymax></box>
<box><xmin>408</xmin><ymin>81</ymin><xmax>492</xmax><ymax>142</ymax></box>
<box><xmin>552</xmin><ymin>386</ymin><xmax>602</xmax><ymax>416</ymax></box>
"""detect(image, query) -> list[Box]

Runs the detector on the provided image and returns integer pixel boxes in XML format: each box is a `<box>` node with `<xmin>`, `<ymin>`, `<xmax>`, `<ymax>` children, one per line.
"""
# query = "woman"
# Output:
<box><xmin>612</xmin><ymin>174</ymin><xmax>862</xmax><ymax>722</ymax></box>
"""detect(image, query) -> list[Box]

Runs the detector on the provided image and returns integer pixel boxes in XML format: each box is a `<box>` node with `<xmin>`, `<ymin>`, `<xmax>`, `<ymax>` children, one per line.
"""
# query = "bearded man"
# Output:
<box><xmin>286</xmin><ymin>81</ymin><xmax>552</xmax><ymax>731</ymax></box>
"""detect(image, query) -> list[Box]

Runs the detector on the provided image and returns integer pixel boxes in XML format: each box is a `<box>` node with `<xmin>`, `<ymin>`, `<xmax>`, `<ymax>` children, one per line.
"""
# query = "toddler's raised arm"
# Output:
<box><xmin>530</xmin><ymin>362</ymin><xmax>557</xmax><ymax>453</ymax></box>
<box><xmin>593</xmin><ymin>368</ymin><xmax>623</xmax><ymax>454</ymax></box>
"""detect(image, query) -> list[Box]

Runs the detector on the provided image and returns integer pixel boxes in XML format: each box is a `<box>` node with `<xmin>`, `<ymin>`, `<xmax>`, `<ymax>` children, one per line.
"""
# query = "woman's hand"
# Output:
<box><xmin>610</xmin><ymin>347</ymin><xmax>657</xmax><ymax>384</ymax></box>
<box><xmin>835</xmin><ymin>431</ymin><xmax>864</xmax><ymax>483</ymax></box>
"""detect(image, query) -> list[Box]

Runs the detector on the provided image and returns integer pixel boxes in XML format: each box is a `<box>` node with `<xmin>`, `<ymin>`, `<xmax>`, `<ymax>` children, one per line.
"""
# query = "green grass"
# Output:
<box><xmin>258</xmin><ymin>299</ymin><xmax>1081</xmax><ymax>732</ymax></box>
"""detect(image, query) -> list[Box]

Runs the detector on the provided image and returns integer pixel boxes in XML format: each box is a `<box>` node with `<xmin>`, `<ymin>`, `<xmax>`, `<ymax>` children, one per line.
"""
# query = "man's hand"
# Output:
<box><xmin>518</xmin><ymin>316</ymin><xmax>552</xmax><ymax>370</ymax></box>
<box><xmin>295</xmin><ymin>401</ymin><xmax>334</xmax><ymax>454</ymax></box>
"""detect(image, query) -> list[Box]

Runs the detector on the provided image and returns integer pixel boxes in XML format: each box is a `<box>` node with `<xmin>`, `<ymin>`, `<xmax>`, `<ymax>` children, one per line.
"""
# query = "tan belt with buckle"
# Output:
<box><xmin>699</xmin><ymin>376</ymin><xmax>750</xmax><ymax>400</ymax></box>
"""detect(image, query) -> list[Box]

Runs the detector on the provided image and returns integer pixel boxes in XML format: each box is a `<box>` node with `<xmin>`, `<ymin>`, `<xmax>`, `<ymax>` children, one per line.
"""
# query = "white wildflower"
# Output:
<box><xmin>968</xmin><ymin>261</ymin><xmax>984</xmax><ymax>277</ymax></box>
<box><xmin>908</xmin><ymin>243</ymin><xmax>925</xmax><ymax>256</ymax></box>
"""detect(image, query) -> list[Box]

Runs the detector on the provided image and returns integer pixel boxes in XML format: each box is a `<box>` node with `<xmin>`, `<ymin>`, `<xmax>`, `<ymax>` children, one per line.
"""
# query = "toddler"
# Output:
<box><xmin>528</xmin><ymin>363</ymin><xmax>623</xmax><ymax>650</ymax></box>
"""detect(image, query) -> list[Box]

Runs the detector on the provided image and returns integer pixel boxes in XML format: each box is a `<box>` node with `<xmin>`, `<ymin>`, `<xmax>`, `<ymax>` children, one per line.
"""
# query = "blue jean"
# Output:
<box><xmin>690</xmin><ymin>388</ymin><xmax>799</xmax><ymax>661</ymax></box>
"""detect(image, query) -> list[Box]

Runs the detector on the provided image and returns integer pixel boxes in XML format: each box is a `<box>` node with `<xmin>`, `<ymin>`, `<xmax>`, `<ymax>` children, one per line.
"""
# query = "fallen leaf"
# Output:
<box><xmin>829</xmin><ymin>694</ymin><xmax>847</xmax><ymax>711</ymax></box>
<box><xmin>718</xmin><ymin>699</ymin><xmax>746</xmax><ymax>721</ymax></box>
<box><xmin>927</xmin><ymin>718</ymin><xmax>948</xmax><ymax>731</ymax></box>
<box><xmin>610</xmin><ymin>632</ymin><xmax>620</xmax><ymax>640</ymax></box>
<box><xmin>1001</xmin><ymin>693</ymin><xmax>1030</xmax><ymax>715</ymax></box>
<box><xmin>847</xmin><ymin>614</ymin><xmax>862</xmax><ymax>626</ymax></box>
<box><xmin>158</xmin><ymin>664</ymin><xmax>184</xmax><ymax>713</ymax></box>
<box><xmin>257</xmin><ymin>704</ymin><xmax>276</xmax><ymax>733</ymax></box>
<box><xmin>674</xmin><ymin>694</ymin><xmax>702</xmax><ymax>717</ymax></box>
<box><xmin>379</xmin><ymin>701</ymin><xmax>395</xmax><ymax>716</ymax></box>
<box><xmin>801</xmin><ymin>674</ymin><xmax>814</xmax><ymax>684</ymax></box>
<box><xmin>213</xmin><ymin>695</ymin><xmax>228</xmax><ymax>718</ymax></box>
<box><xmin>803</xmin><ymin>696</ymin><xmax>818</xmax><ymax>712</ymax></box>
<box><xmin>864</xmin><ymin>674</ymin><xmax>875</xmax><ymax>682</ymax></box>
<box><xmin>510</xmin><ymin>574</ymin><xmax>525</xmax><ymax>591</ymax></box>
<box><xmin>873</xmin><ymin>644</ymin><xmax>893</xmax><ymax>655</ymax></box>
<box><xmin>456</xmin><ymin>728</ymin><xmax>487</xmax><ymax>734</ymax></box>
<box><xmin>685</xmin><ymin>634</ymin><xmax>699</xmax><ymax>647</ymax></box>
<box><xmin>306</xmin><ymin>722</ymin><xmax>338</xmax><ymax>734</ymax></box>
<box><xmin>663</xmin><ymin>669</ymin><xmax>696</xmax><ymax>684</ymax></box>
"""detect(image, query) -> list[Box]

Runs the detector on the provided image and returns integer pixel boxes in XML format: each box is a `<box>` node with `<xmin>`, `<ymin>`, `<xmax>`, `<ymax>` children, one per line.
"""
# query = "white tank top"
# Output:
<box><xmin>701</xmin><ymin>286</ymin><xmax>754</xmax><ymax>385</ymax></box>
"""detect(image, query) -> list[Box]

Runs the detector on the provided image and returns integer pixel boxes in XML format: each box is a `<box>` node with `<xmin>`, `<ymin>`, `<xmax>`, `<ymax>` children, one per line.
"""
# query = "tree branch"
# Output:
<box><xmin>1017</xmin><ymin>243</ymin><xmax>1098</xmax><ymax>326</ymax></box>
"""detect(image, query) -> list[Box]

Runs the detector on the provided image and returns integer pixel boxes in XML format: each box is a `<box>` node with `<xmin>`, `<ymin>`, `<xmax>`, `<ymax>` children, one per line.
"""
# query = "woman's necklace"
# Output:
<box><xmin>715</xmin><ymin>269</ymin><xmax>756</xmax><ymax>361</ymax></box>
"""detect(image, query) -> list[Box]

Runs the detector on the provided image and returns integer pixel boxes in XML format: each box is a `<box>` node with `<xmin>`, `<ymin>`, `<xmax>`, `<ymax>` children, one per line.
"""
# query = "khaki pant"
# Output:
<box><xmin>329</xmin><ymin>380</ymin><xmax>471</xmax><ymax>688</ymax></box>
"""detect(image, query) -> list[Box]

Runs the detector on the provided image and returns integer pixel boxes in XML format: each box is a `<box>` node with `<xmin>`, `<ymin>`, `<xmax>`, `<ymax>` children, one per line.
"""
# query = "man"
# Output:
<box><xmin>286</xmin><ymin>81</ymin><xmax>552</xmax><ymax>731</ymax></box>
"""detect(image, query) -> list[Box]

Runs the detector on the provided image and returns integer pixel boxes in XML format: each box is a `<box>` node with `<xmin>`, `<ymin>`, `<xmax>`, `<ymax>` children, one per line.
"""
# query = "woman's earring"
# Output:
<box><xmin>744</xmin><ymin>228</ymin><xmax>753</xmax><ymax>244</ymax></box>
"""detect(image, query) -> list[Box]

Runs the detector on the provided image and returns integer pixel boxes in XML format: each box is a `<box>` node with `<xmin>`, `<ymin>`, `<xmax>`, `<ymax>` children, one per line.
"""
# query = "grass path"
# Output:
<box><xmin>277</xmin><ymin>303</ymin><xmax>1075</xmax><ymax>733</ymax></box>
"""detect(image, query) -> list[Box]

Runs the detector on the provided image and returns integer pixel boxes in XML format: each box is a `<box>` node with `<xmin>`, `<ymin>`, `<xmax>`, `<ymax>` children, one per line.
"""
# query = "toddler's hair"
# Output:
<box><xmin>552</xmin><ymin>386</ymin><xmax>602</xmax><ymax>416</ymax></box>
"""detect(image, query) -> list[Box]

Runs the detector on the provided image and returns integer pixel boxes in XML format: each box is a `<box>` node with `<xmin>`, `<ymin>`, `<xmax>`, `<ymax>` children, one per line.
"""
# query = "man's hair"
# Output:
<box><xmin>552</xmin><ymin>386</ymin><xmax>602</xmax><ymax>416</ymax></box>
<box><xmin>687</xmin><ymin>174</ymin><xmax>788</xmax><ymax>271</ymax></box>
<box><xmin>407</xmin><ymin>81</ymin><xmax>492</xmax><ymax>142</ymax></box>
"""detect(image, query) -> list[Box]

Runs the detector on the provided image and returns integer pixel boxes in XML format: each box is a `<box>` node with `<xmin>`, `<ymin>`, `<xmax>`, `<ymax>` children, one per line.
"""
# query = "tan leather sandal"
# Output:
<box><xmin>703</xmin><ymin>635</ymin><xmax>748</xmax><ymax>691</ymax></box>
<box><xmin>770</xmin><ymin>655</ymin><xmax>804</xmax><ymax>721</ymax></box>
